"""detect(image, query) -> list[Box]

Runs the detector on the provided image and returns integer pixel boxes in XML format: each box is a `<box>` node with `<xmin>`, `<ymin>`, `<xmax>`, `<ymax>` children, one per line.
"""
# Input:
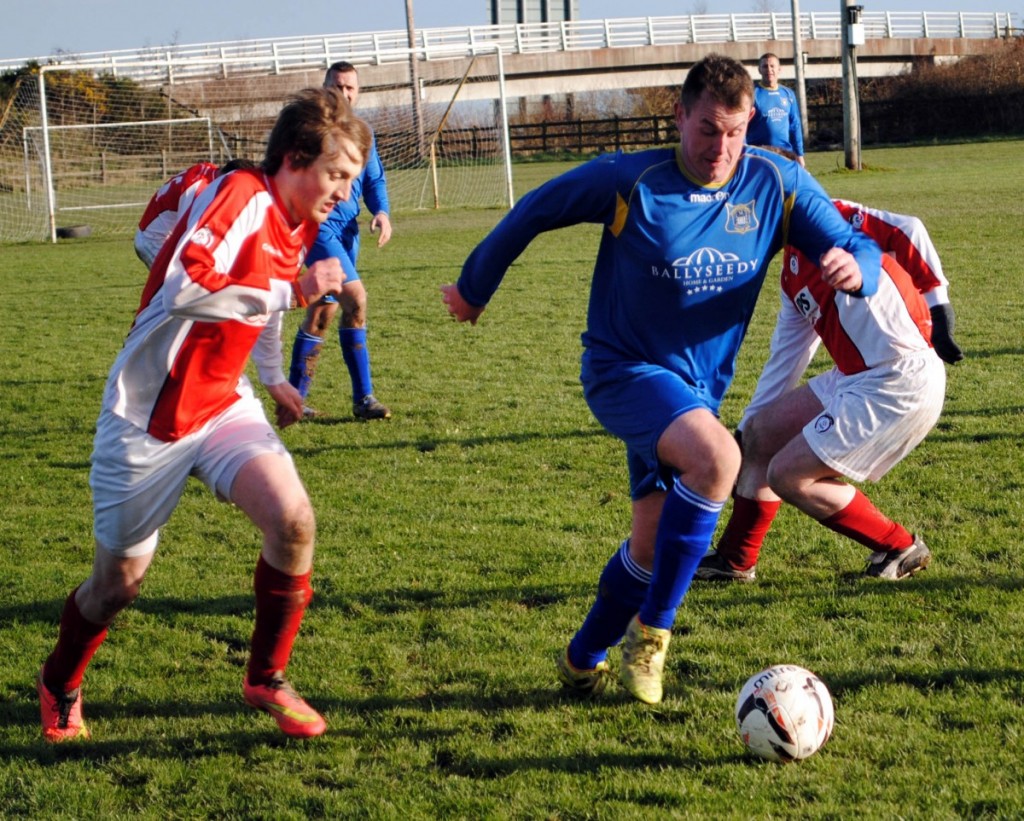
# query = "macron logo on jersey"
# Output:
<box><xmin>688</xmin><ymin>191</ymin><xmax>729</xmax><ymax>204</ymax></box>
<box><xmin>652</xmin><ymin>247</ymin><xmax>760</xmax><ymax>295</ymax></box>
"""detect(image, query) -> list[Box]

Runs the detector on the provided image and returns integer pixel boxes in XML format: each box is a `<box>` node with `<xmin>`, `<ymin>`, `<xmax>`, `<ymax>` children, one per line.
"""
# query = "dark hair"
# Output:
<box><xmin>325</xmin><ymin>61</ymin><xmax>357</xmax><ymax>83</ymax></box>
<box><xmin>262</xmin><ymin>87</ymin><xmax>372</xmax><ymax>175</ymax></box>
<box><xmin>218</xmin><ymin>157</ymin><xmax>256</xmax><ymax>175</ymax></box>
<box><xmin>680</xmin><ymin>53</ymin><xmax>754</xmax><ymax>114</ymax></box>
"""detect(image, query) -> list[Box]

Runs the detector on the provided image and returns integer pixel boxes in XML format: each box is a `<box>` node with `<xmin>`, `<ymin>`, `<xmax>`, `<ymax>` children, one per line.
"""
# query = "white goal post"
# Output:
<box><xmin>0</xmin><ymin>51</ymin><xmax>514</xmax><ymax>244</ymax></box>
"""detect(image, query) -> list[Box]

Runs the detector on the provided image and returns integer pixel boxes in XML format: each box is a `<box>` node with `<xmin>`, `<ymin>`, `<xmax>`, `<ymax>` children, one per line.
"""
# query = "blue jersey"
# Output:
<box><xmin>458</xmin><ymin>146</ymin><xmax>879</xmax><ymax>412</ymax></box>
<box><xmin>747</xmin><ymin>84</ymin><xmax>804</xmax><ymax>157</ymax></box>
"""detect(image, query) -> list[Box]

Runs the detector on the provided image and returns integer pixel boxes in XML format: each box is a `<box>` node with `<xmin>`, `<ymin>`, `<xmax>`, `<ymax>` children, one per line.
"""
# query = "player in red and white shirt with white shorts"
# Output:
<box><xmin>37</xmin><ymin>87</ymin><xmax>371</xmax><ymax>743</ymax></box>
<box><xmin>696</xmin><ymin>205</ymin><xmax>948</xmax><ymax>583</ymax></box>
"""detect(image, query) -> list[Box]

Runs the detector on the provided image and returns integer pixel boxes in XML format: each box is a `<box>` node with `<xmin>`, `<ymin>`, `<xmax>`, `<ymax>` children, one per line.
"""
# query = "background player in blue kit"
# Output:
<box><xmin>441</xmin><ymin>53</ymin><xmax>882</xmax><ymax>704</ymax></box>
<box><xmin>289</xmin><ymin>61</ymin><xmax>393</xmax><ymax>420</ymax></box>
<box><xmin>747</xmin><ymin>52</ymin><xmax>805</xmax><ymax>167</ymax></box>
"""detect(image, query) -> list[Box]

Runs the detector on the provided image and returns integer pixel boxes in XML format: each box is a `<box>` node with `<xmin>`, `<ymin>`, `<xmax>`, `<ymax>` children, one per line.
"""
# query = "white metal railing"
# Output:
<box><xmin>0</xmin><ymin>11</ymin><xmax>1018</xmax><ymax>85</ymax></box>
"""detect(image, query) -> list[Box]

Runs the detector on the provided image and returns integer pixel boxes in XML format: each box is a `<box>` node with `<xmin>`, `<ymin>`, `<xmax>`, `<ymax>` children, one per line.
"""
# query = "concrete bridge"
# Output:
<box><xmin>12</xmin><ymin>11</ymin><xmax>1020</xmax><ymax>108</ymax></box>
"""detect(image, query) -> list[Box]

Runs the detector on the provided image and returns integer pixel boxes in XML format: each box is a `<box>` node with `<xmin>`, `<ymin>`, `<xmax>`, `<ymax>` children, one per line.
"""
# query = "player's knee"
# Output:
<box><xmin>765</xmin><ymin>459</ymin><xmax>803</xmax><ymax>504</ymax></box>
<box><xmin>274</xmin><ymin>497</ymin><xmax>316</xmax><ymax>551</ymax></box>
<box><xmin>682</xmin><ymin>434</ymin><xmax>740</xmax><ymax>499</ymax></box>
<box><xmin>741</xmin><ymin>416</ymin><xmax>775</xmax><ymax>466</ymax></box>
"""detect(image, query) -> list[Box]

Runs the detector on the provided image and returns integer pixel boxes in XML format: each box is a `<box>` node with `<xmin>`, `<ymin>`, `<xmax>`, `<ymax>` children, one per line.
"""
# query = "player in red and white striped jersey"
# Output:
<box><xmin>133</xmin><ymin>161</ymin><xmax>218</xmax><ymax>268</ymax></box>
<box><xmin>833</xmin><ymin>199</ymin><xmax>963</xmax><ymax>364</ymax></box>
<box><xmin>697</xmin><ymin>208</ymin><xmax>948</xmax><ymax>583</ymax></box>
<box><xmin>134</xmin><ymin>158</ymin><xmax>255</xmax><ymax>269</ymax></box>
<box><xmin>37</xmin><ymin>87</ymin><xmax>371</xmax><ymax>743</ymax></box>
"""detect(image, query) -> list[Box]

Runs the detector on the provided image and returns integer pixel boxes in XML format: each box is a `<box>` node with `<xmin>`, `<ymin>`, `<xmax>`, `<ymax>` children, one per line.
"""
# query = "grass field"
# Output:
<box><xmin>2</xmin><ymin>140</ymin><xmax>1024</xmax><ymax>819</ymax></box>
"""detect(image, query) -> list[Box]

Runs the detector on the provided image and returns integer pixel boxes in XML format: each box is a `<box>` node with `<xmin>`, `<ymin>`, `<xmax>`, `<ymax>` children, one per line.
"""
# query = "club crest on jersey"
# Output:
<box><xmin>191</xmin><ymin>227</ymin><xmax>215</xmax><ymax>248</ymax></box>
<box><xmin>814</xmin><ymin>414</ymin><xmax>835</xmax><ymax>434</ymax></box>
<box><xmin>849</xmin><ymin>211</ymin><xmax>865</xmax><ymax>230</ymax></box>
<box><xmin>724</xmin><ymin>201</ymin><xmax>759</xmax><ymax>234</ymax></box>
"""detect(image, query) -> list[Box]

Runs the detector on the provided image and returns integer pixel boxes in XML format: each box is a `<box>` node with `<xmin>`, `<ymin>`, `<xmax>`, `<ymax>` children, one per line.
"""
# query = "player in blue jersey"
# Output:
<box><xmin>289</xmin><ymin>61</ymin><xmax>394</xmax><ymax>421</ymax></box>
<box><xmin>747</xmin><ymin>53</ymin><xmax>805</xmax><ymax>167</ymax></box>
<box><xmin>441</xmin><ymin>53</ymin><xmax>882</xmax><ymax>705</ymax></box>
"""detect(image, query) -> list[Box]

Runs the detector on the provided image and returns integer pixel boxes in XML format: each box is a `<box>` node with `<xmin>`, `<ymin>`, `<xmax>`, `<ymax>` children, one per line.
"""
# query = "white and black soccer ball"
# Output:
<box><xmin>735</xmin><ymin>664</ymin><xmax>834</xmax><ymax>762</ymax></box>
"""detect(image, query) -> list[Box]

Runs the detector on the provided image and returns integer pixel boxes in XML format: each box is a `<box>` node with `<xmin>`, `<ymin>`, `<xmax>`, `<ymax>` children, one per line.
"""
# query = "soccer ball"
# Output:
<box><xmin>735</xmin><ymin>664</ymin><xmax>834</xmax><ymax>762</ymax></box>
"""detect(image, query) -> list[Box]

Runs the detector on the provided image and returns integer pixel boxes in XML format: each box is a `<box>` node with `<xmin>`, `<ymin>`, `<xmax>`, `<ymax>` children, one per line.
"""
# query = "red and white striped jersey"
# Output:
<box><xmin>105</xmin><ymin>167</ymin><xmax>317</xmax><ymax>442</ymax></box>
<box><xmin>740</xmin><ymin>249</ymin><xmax>934</xmax><ymax>428</ymax></box>
<box><xmin>134</xmin><ymin>162</ymin><xmax>219</xmax><ymax>268</ymax></box>
<box><xmin>780</xmin><ymin>247</ymin><xmax>933</xmax><ymax>375</ymax></box>
<box><xmin>833</xmin><ymin>199</ymin><xmax>949</xmax><ymax>306</ymax></box>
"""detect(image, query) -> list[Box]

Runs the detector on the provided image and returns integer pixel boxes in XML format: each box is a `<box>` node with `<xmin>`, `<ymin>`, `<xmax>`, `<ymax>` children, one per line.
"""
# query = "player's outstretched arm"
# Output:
<box><xmin>441</xmin><ymin>283</ymin><xmax>485</xmax><ymax>325</ymax></box>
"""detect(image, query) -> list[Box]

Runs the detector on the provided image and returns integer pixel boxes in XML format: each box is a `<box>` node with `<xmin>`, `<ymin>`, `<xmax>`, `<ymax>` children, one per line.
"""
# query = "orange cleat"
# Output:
<box><xmin>243</xmin><ymin>672</ymin><xmax>327</xmax><ymax>738</ymax></box>
<box><xmin>37</xmin><ymin>669</ymin><xmax>90</xmax><ymax>743</ymax></box>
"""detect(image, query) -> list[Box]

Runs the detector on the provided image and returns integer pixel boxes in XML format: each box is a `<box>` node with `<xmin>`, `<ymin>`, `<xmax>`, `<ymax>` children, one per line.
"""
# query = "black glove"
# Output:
<box><xmin>929</xmin><ymin>303</ymin><xmax>965</xmax><ymax>364</ymax></box>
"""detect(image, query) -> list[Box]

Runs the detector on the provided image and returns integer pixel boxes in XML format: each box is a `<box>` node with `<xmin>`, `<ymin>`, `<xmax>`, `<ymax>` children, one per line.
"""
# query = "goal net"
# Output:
<box><xmin>0</xmin><ymin>52</ymin><xmax>512</xmax><ymax>243</ymax></box>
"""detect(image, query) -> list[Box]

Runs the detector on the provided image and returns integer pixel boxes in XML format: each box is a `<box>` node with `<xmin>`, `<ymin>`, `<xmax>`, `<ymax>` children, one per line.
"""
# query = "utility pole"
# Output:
<box><xmin>790</xmin><ymin>0</ymin><xmax>809</xmax><ymax>145</ymax></box>
<box><xmin>841</xmin><ymin>0</ymin><xmax>864</xmax><ymax>170</ymax></box>
<box><xmin>405</xmin><ymin>0</ymin><xmax>426</xmax><ymax>158</ymax></box>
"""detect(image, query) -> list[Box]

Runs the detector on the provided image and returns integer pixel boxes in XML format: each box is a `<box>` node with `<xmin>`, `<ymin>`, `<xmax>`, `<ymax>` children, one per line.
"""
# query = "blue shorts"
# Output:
<box><xmin>306</xmin><ymin>223</ymin><xmax>361</xmax><ymax>303</ymax></box>
<box><xmin>582</xmin><ymin>352</ymin><xmax>716</xmax><ymax>499</ymax></box>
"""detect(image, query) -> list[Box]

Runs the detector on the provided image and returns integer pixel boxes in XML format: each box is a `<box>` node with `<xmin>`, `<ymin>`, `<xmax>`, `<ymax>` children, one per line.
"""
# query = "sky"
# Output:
<box><xmin>0</xmin><ymin>0</ymin><xmax>1006</xmax><ymax>61</ymax></box>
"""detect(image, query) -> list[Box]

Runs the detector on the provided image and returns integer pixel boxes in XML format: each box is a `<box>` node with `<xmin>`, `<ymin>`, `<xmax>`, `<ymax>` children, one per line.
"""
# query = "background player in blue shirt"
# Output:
<box><xmin>747</xmin><ymin>52</ymin><xmax>806</xmax><ymax>167</ymax></box>
<box><xmin>289</xmin><ymin>61</ymin><xmax>394</xmax><ymax>421</ymax></box>
<box><xmin>441</xmin><ymin>53</ymin><xmax>880</xmax><ymax>705</ymax></box>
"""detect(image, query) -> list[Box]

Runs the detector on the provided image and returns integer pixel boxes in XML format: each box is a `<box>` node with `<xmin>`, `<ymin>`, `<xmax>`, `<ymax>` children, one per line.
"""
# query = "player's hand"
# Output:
<box><xmin>299</xmin><ymin>258</ymin><xmax>345</xmax><ymax>304</ymax></box>
<box><xmin>819</xmin><ymin>248</ymin><xmax>862</xmax><ymax>293</ymax></box>
<box><xmin>929</xmin><ymin>303</ymin><xmax>965</xmax><ymax>364</ymax></box>
<box><xmin>370</xmin><ymin>213</ymin><xmax>392</xmax><ymax>248</ymax></box>
<box><xmin>266</xmin><ymin>381</ymin><xmax>304</xmax><ymax>429</ymax></box>
<box><xmin>441</xmin><ymin>283</ymin><xmax>485</xmax><ymax>325</ymax></box>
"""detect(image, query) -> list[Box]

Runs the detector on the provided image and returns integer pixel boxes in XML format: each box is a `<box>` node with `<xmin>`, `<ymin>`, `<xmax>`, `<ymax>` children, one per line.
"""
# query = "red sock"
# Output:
<box><xmin>821</xmin><ymin>489</ymin><xmax>914</xmax><ymax>552</ymax></box>
<box><xmin>248</xmin><ymin>555</ymin><xmax>313</xmax><ymax>686</ymax></box>
<box><xmin>42</xmin><ymin>587</ymin><xmax>109</xmax><ymax>693</ymax></box>
<box><xmin>715</xmin><ymin>495</ymin><xmax>783</xmax><ymax>571</ymax></box>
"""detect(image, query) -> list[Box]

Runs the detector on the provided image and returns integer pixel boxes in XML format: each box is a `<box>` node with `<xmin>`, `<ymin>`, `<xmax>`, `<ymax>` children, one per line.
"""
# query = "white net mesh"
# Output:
<box><xmin>0</xmin><ymin>54</ymin><xmax>510</xmax><ymax>243</ymax></box>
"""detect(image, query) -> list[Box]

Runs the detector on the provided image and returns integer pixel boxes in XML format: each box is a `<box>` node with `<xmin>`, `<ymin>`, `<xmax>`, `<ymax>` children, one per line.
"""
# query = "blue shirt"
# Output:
<box><xmin>458</xmin><ymin>146</ymin><xmax>879</xmax><ymax>412</ymax></box>
<box><xmin>747</xmin><ymin>84</ymin><xmax>805</xmax><ymax>157</ymax></box>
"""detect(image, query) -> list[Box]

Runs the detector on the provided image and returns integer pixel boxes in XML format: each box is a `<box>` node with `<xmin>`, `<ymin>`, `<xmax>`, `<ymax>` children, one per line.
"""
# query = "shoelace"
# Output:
<box><xmin>630</xmin><ymin>632</ymin><xmax>664</xmax><ymax>671</ymax></box>
<box><xmin>55</xmin><ymin>690</ymin><xmax>79</xmax><ymax>729</ymax></box>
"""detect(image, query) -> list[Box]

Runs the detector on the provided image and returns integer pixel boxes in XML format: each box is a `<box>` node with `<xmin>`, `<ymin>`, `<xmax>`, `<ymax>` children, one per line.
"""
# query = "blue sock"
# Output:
<box><xmin>568</xmin><ymin>540</ymin><xmax>651</xmax><ymax>669</ymax></box>
<box><xmin>288</xmin><ymin>330</ymin><xmax>323</xmax><ymax>399</ymax></box>
<box><xmin>340</xmin><ymin>327</ymin><xmax>373</xmax><ymax>402</ymax></box>
<box><xmin>638</xmin><ymin>480</ymin><xmax>724</xmax><ymax>631</ymax></box>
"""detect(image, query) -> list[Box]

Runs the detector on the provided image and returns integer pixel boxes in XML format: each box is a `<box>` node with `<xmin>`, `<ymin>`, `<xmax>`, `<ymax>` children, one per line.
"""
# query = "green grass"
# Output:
<box><xmin>2</xmin><ymin>140</ymin><xmax>1024</xmax><ymax>819</ymax></box>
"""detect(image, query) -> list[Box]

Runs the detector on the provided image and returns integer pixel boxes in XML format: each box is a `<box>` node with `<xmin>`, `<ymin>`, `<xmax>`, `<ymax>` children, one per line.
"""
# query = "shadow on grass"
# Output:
<box><xmin>0</xmin><ymin>581</ymin><xmax>590</xmax><ymax>628</ymax></box>
<box><xmin>288</xmin><ymin>425</ymin><xmax>611</xmax><ymax>457</ymax></box>
<box><xmin>0</xmin><ymin>683</ymin><xmax>747</xmax><ymax>770</ymax></box>
<box><xmin>6</xmin><ymin>568</ymin><xmax>1024</xmax><ymax>629</ymax></box>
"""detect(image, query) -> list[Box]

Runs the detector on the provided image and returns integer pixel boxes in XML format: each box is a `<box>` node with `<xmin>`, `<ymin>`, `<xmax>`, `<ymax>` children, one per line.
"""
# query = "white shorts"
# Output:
<box><xmin>90</xmin><ymin>390</ymin><xmax>291</xmax><ymax>557</ymax></box>
<box><xmin>804</xmin><ymin>351</ymin><xmax>945</xmax><ymax>483</ymax></box>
